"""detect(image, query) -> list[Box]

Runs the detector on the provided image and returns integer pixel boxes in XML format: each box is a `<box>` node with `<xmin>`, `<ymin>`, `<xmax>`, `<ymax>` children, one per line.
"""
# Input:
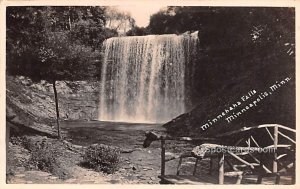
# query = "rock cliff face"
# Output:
<box><xmin>6</xmin><ymin>76</ymin><xmax>100</xmax><ymax>136</ymax></box>
<box><xmin>163</xmin><ymin>55</ymin><xmax>295</xmax><ymax>138</ymax></box>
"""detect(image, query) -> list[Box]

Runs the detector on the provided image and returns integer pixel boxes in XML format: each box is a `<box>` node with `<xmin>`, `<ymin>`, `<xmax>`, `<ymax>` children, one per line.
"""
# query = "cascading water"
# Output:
<box><xmin>99</xmin><ymin>32</ymin><xmax>198</xmax><ymax>123</ymax></box>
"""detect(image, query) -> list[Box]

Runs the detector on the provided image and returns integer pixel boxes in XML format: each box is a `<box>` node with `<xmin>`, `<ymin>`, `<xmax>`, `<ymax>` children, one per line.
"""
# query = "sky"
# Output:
<box><xmin>115</xmin><ymin>5</ymin><xmax>165</xmax><ymax>27</ymax></box>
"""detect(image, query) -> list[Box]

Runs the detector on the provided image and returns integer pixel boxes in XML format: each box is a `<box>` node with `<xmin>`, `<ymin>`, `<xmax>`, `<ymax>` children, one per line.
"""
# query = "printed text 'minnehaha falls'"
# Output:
<box><xmin>200</xmin><ymin>77</ymin><xmax>292</xmax><ymax>131</ymax></box>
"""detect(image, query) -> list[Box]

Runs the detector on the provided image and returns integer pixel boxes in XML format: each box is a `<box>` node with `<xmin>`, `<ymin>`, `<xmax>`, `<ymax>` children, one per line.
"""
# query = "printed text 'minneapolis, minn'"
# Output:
<box><xmin>200</xmin><ymin>76</ymin><xmax>292</xmax><ymax>131</ymax></box>
<box><xmin>200</xmin><ymin>90</ymin><xmax>256</xmax><ymax>130</ymax></box>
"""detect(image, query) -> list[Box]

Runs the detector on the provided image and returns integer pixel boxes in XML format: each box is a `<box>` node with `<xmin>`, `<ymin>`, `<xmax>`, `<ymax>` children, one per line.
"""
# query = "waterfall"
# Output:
<box><xmin>99</xmin><ymin>32</ymin><xmax>198</xmax><ymax>123</ymax></box>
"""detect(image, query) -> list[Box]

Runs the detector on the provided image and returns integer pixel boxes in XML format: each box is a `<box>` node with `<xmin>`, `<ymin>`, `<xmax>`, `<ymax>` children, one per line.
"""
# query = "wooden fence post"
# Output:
<box><xmin>177</xmin><ymin>157</ymin><xmax>183</xmax><ymax>175</ymax></box>
<box><xmin>273</xmin><ymin>126</ymin><xmax>278</xmax><ymax>173</ymax></box>
<box><xmin>219</xmin><ymin>153</ymin><xmax>224</xmax><ymax>184</ymax></box>
<box><xmin>257</xmin><ymin>154</ymin><xmax>264</xmax><ymax>184</ymax></box>
<box><xmin>193</xmin><ymin>158</ymin><xmax>199</xmax><ymax>175</ymax></box>
<box><xmin>209</xmin><ymin>157</ymin><xmax>213</xmax><ymax>175</ymax></box>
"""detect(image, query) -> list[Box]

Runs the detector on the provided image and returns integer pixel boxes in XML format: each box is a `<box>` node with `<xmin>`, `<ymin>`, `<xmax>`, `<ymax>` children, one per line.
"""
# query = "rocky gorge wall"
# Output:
<box><xmin>6</xmin><ymin>75</ymin><xmax>100</xmax><ymax>136</ymax></box>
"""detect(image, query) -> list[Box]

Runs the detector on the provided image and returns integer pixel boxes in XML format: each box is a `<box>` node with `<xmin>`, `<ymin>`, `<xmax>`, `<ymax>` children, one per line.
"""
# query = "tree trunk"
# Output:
<box><xmin>68</xmin><ymin>7</ymin><xmax>72</xmax><ymax>30</ymax></box>
<box><xmin>52</xmin><ymin>80</ymin><xmax>61</xmax><ymax>139</ymax></box>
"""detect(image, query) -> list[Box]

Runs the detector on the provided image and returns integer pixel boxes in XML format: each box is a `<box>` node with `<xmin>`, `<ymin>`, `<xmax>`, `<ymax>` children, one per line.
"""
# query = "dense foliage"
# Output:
<box><xmin>6</xmin><ymin>6</ymin><xmax>118</xmax><ymax>81</ymax></box>
<box><xmin>147</xmin><ymin>7</ymin><xmax>295</xmax><ymax>136</ymax></box>
<box><xmin>126</xmin><ymin>26</ymin><xmax>150</xmax><ymax>36</ymax></box>
<box><xmin>149</xmin><ymin>7</ymin><xmax>295</xmax><ymax>103</ymax></box>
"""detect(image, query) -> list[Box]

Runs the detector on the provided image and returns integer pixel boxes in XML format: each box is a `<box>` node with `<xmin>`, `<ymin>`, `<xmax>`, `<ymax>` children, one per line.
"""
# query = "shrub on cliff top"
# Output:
<box><xmin>82</xmin><ymin>144</ymin><xmax>121</xmax><ymax>174</ymax></box>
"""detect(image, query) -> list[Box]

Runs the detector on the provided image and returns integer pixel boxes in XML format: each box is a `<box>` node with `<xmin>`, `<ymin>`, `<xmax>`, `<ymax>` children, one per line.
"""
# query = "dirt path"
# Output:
<box><xmin>7</xmin><ymin>141</ymin><xmax>162</xmax><ymax>184</ymax></box>
<box><xmin>62</xmin><ymin>120</ymin><xmax>169</xmax><ymax>184</ymax></box>
<box><xmin>8</xmin><ymin>121</ymin><xmax>189</xmax><ymax>184</ymax></box>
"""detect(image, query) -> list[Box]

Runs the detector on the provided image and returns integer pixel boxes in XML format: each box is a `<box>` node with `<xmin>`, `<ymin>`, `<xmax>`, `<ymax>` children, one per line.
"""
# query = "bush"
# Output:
<box><xmin>24</xmin><ymin>136</ymin><xmax>71</xmax><ymax>179</ymax></box>
<box><xmin>82</xmin><ymin>144</ymin><xmax>121</xmax><ymax>174</ymax></box>
<box><xmin>29</xmin><ymin>144</ymin><xmax>60</xmax><ymax>172</ymax></box>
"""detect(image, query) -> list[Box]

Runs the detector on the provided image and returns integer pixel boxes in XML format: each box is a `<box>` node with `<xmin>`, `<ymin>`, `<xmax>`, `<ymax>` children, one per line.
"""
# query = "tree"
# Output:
<box><xmin>148</xmin><ymin>7</ymin><xmax>295</xmax><ymax>101</ymax></box>
<box><xmin>7</xmin><ymin>6</ymin><xmax>116</xmax><ymax>139</ymax></box>
<box><xmin>104</xmin><ymin>7</ymin><xmax>136</xmax><ymax>35</ymax></box>
<box><xmin>126</xmin><ymin>26</ymin><xmax>150</xmax><ymax>36</ymax></box>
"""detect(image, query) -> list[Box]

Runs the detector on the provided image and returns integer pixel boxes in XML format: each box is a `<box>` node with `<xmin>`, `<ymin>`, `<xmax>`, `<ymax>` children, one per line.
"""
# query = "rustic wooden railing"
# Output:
<box><xmin>144</xmin><ymin>124</ymin><xmax>295</xmax><ymax>184</ymax></box>
<box><xmin>216</xmin><ymin>124</ymin><xmax>295</xmax><ymax>183</ymax></box>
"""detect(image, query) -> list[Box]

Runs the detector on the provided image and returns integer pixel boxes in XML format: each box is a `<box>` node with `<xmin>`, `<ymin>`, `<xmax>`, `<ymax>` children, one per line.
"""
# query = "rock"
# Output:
<box><xmin>84</xmin><ymin>85</ymin><xmax>93</xmax><ymax>91</ymax></box>
<box><xmin>21</xmin><ymin>79</ymin><xmax>32</xmax><ymax>86</ymax></box>
<box><xmin>135</xmin><ymin>148</ymin><xmax>144</xmax><ymax>151</ymax></box>
<box><xmin>142</xmin><ymin>166</ymin><xmax>153</xmax><ymax>171</ymax></box>
<box><xmin>15</xmin><ymin>174</ymin><xmax>25</xmax><ymax>177</ymax></box>
<box><xmin>65</xmin><ymin>178</ymin><xmax>77</xmax><ymax>183</ymax></box>
<box><xmin>10</xmin><ymin>116</ymin><xmax>24</xmax><ymax>126</ymax></box>
<box><xmin>15</xmin><ymin>167</ymin><xmax>26</xmax><ymax>172</ymax></box>
<box><xmin>6</xmin><ymin>107</ymin><xmax>16</xmax><ymax>120</ymax></box>
<box><xmin>143</xmin><ymin>131</ymin><xmax>161</xmax><ymax>148</ymax></box>
<box><xmin>121</xmin><ymin>148</ymin><xmax>134</xmax><ymax>153</ymax></box>
<box><xmin>139</xmin><ymin>176</ymin><xmax>147</xmax><ymax>180</ymax></box>
<box><xmin>26</xmin><ymin>170</ymin><xmax>52</xmax><ymax>177</ymax></box>
<box><xmin>165</xmin><ymin>152</ymin><xmax>175</xmax><ymax>156</ymax></box>
<box><xmin>35</xmin><ymin>84</ymin><xmax>46</xmax><ymax>92</ymax></box>
<box><xmin>40</xmin><ymin>80</ymin><xmax>46</xmax><ymax>85</ymax></box>
<box><xmin>109</xmin><ymin>180</ymin><xmax>119</xmax><ymax>184</ymax></box>
<box><xmin>49</xmin><ymin>176</ymin><xmax>58</xmax><ymax>180</ymax></box>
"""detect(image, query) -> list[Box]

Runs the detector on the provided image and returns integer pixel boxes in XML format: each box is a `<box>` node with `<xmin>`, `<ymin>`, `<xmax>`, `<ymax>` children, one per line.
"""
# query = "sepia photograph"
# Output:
<box><xmin>5</xmin><ymin>2</ymin><xmax>296</xmax><ymax>185</ymax></box>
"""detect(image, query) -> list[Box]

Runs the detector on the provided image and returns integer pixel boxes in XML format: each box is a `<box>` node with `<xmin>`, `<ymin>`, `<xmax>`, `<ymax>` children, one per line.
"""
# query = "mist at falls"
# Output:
<box><xmin>99</xmin><ymin>33</ymin><xmax>198</xmax><ymax>123</ymax></box>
